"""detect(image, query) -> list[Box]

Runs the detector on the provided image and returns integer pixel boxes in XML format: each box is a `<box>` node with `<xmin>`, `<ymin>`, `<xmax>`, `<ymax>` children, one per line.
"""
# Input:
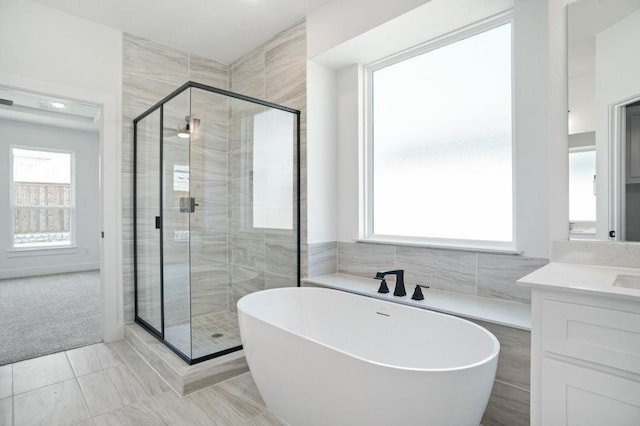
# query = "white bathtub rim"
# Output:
<box><xmin>238</xmin><ymin>287</ymin><xmax>500</xmax><ymax>373</ymax></box>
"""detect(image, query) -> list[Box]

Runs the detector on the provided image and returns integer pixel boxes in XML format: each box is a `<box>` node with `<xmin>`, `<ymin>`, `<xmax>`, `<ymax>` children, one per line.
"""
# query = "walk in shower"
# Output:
<box><xmin>134</xmin><ymin>81</ymin><xmax>300</xmax><ymax>364</ymax></box>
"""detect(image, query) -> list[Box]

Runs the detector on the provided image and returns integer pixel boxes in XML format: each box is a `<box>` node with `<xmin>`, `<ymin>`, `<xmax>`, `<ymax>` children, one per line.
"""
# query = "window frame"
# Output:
<box><xmin>362</xmin><ymin>12</ymin><xmax>516</xmax><ymax>251</ymax></box>
<box><xmin>9</xmin><ymin>145</ymin><xmax>77</xmax><ymax>250</ymax></box>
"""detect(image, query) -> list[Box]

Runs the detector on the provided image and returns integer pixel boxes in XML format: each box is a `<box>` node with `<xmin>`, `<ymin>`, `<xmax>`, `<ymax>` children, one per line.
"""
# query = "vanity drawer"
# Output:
<box><xmin>542</xmin><ymin>299</ymin><xmax>640</xmax><ymax>374</ymax></box>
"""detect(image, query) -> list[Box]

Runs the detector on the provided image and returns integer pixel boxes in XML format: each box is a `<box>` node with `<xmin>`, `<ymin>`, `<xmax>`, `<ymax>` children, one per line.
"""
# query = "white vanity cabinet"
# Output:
<box><xmin>519</xmin><ymin>263</ymin><xmax>640</xmax><ymax>426</ymax></box>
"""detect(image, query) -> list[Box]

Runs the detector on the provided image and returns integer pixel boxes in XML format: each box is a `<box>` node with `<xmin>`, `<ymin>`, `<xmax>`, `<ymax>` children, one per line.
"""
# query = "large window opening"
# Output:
<box><xmin>366</xmin><ymin>19</ymin><xmax>513</xmax><ymax>248</ymax></box>
<box><xmin>11</xmin><ymin>147</ymin><xmax>74</xmax><ymax>248</ymax></box>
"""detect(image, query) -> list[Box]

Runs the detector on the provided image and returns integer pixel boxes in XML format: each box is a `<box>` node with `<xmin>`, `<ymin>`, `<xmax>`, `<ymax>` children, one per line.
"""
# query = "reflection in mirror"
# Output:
<box><xmin>568</xmin><ymin>0</ymin><xmax>640</xmax><ymax>241</ymax></box>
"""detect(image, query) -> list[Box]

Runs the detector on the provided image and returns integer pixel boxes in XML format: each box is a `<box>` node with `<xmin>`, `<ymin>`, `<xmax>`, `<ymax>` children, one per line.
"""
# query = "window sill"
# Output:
<box><xmin>6</xmin><ymin>246</ymin><xmax>79</xmax><ymax>257</ymax></box>
<box><xmin>356</xmin><ymin>238</ymin><xmax>521</xmax><ymax>255</ymax></box>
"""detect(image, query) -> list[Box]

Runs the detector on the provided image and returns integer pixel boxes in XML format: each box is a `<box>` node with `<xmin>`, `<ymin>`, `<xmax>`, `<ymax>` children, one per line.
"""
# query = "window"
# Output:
<box><xmin>568</xmin><ymin>148</ymin><xmax>596</xmax><ymax>236</ymax></box>
<box><xmin>252</xmin><ymin>109</ymin><xmax>294</xmax><ymax>230</ymax></box>
<box><xmin>365</xmin><ymin>19</ymin><xmax>513</xmax><ymax>248</ymax></box>
<box><xmin>11</xmin><ymin>147</ymin><xmax>74</xmax><ymax>248</ymax></box>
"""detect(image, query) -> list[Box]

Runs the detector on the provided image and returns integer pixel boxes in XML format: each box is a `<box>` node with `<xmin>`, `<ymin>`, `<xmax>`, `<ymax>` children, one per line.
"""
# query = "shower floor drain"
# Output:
<box><xmin>211</xmin><ymin>333</ymin><xmax>224</xmax><ymax>339</ymax></box>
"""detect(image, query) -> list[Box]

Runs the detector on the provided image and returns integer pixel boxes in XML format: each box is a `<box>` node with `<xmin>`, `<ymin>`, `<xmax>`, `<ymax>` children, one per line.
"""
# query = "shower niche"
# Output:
<box><xmin>134</xmin><ymin>82</ymin><xmax>300</xmax><ymax>364</ymax></box>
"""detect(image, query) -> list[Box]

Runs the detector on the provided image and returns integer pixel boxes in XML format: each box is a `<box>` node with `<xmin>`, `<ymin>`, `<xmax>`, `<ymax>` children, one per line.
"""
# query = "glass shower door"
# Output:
<box><xmin>134</xmin><ymin>109</ymin><xmax>162</xmax><ymax>334</ymax></box>
<box><xmin>134</xmin><ymin>81</ymin><xmax>300</xmax><ymax>364</ymax></box>
<box><xmin>162</xmin><ymin>91</ymin><xmax>193</xmax><ymax>358</ymax></box>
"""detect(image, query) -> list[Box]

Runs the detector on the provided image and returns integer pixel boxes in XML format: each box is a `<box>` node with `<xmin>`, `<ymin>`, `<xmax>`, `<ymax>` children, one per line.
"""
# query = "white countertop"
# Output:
<box><xmin>517</xmin><ymin>262</ymin><xmax>640</xmax><ymax>300</ymax></box>
<box><xmin>302</xmin><ymin>273</ymin><xmax>531</xmax><ymax>331</ymax></box>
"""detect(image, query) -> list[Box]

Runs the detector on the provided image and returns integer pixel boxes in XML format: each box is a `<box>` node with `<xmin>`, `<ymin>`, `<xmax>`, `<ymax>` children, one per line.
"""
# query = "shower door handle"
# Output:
<box><xmin>155</xmin><ymin>216</ymin><xmax>161</xmax><ymax>229</ymax></box>
<box><xmin>179</xmin><ymin>197</ymin><xmax>198</xmax><ymax>213</ymax></box>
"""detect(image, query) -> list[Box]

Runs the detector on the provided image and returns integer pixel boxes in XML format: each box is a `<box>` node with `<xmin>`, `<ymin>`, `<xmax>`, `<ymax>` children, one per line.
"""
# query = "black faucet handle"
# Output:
<box><xmin>377</xmin><ymin>279</ymin><xmax>389</xmax><ymax>294</ymax></box>
<box><xmin>411</xmin><ymin>283</ymin><xmax>430</xmax><ymax>301</ymax></box>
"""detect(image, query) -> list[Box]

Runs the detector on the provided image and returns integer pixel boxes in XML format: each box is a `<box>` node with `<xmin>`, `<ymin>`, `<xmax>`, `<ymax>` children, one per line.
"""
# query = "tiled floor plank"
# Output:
<box><xmin>13</xmin><ymin>379</ymin><xmax>91</xmax><ymax>426</ymax></box>
<box><xmin>189</xmin><ymin>387</ymin><xmax>248</xmax><ymax>425</ymax></box>
<box><xmin>153</xmin><ymin>389</ymin><xmax>217</xmax><ymax>425</ymax></box>
<box><xmin>0</xmin><ymin>397</ymin><xmax>12</xmax><ymax>426</ymax></box>
<box><xmin>13</xmin><ymin>352</ymin><xmax>74</xmax><ymax>395</ymax></box>
<box><xmin>0</xmin><ymin>365</ymin><xmax>11</xmax><ymax>399</ymax></box>
<box><xmin>93</xmin><ymin>399</ymin><xmax>167</xmax><ymax>426</ymax></box>
<box><xmin>213</xmin><ymin>373</ymin><xmax>265</xmax><ymax>420</ymax></box>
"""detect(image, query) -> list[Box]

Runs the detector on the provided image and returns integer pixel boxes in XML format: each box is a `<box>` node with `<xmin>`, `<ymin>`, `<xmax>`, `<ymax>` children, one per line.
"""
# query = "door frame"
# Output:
<box><xmin>0</xmin><ymin>72</ymin><xmax>124</xmax><ymax>341</ymax></box>
<box><xmin>609</xmin><ymin>93</ymin><xmax>640</xmax><ymax>241</ymax></box>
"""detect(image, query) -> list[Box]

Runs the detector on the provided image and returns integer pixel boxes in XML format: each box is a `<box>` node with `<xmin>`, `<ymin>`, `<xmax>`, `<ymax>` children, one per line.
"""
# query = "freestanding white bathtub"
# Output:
<box><xmin>238</xmin><ymin>287</ymin><xmax>499</xmax><ymax>426</ymax></box>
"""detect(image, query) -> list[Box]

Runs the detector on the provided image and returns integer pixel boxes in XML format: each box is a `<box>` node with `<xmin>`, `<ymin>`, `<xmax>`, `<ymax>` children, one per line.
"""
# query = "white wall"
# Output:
<box><xmin>311</xmin><ymin>0</ymin><xmax>512</xmax><ymax>69</ymax></box>
<box><xmin>335</xmin><ymin>65</ymin><xmax>363</xmax><ymax>243</ymax></box>
<box><xmin>514</xmin><ymin>0</ymin><xmax>568</xmax><ymax>257</ymax></box>
<box><xmin>307</xmin><ymin>0</ymin><xmax>429</xmax><ymax>58</ymax></box>
<box><xmin>309</xmin><ymin>0</ymin><xmax>568</xmax><ymax>258</ymax></box>
<box><xmin>307</xmin><ymin>61</ymin><xmax>338</xmax><ymax>243</ymax></box>
<box><xmin>595</xmin><ymin>8</ymin><xmax>640</xmax><ymax>239</ymax></box>
<box><xmin>0</xmin><ymin>120</ymin><xmax>100</xmax><ymax>278</ymax></box>
<box><xmin>569</xmin><ymin>74</ymin><xmax>596</xmax><ymax>135</ymax></box>
<box><xmin>0</xmin><ymin>0</ymin><xmax>122</xmax><ymax>96</ymax></box>
<box><xmin>0</xmin><ymin>0</ymin><xmax>123</xmax><ymax>340</ymax></box>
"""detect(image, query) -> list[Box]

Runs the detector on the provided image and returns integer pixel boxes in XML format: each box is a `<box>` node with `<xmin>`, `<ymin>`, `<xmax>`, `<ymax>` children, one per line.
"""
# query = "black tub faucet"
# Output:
<box><xmin>374</xmin><ymin>269</ymin><xmax>406</xmax><ymax>297</ymax></box>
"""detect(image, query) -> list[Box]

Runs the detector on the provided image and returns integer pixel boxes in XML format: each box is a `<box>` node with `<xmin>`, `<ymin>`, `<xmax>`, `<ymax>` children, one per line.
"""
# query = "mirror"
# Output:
<box><xmin>568</xmin><ymin>0</ymin><xmax>640</xmax><ymax>241</ymax></box>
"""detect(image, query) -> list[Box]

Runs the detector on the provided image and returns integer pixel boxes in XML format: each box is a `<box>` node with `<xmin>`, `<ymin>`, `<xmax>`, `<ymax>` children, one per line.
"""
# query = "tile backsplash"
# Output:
<box><xmin>308</xmin><ymin>241</ymin><xmax>548</xmax><ymax>304</ymax></box>
<box><xmin>552</xmin><ymin>240</ymin><xmax>640</xmax><ymax>268</ymax></box>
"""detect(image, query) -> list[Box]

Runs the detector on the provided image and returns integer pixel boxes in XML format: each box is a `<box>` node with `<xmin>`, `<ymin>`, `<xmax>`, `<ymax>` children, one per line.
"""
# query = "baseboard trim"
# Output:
<box><xmin>0</xmin><ymin>262</ymin><xmax>100</xmax><ymax>279</ymax></box>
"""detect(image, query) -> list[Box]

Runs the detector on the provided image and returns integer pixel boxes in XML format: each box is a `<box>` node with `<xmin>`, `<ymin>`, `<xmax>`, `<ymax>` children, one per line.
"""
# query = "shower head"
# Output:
<box><xmin>176</xmin><ymin>115</ymin><xmax>201</xmax><ymax>139</ymax></box>
<box><xmin>177</xmin><ymin>123</ymin><xmax>190</xmax><ymax>139</ymax></box>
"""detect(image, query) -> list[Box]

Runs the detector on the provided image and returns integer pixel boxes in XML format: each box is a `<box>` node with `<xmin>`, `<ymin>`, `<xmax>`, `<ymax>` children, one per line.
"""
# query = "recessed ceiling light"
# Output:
<box><xmin>50</xmin><ymin>102</ymin><xmax>65</xmax><ymax>109</ymax></box>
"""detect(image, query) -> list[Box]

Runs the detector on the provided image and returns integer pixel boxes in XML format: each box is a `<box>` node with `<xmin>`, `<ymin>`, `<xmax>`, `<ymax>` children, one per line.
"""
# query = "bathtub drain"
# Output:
<box><xmin>211</xmin><ymin>333</ymin><xmax>224</xmax><ymax>339</ymax></box>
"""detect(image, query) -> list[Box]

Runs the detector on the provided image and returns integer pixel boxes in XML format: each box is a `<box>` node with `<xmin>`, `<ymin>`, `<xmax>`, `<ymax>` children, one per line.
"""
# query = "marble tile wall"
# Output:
<box><xmin>307</xmin><ymin>242</ymin><xmax>337</xmax><ymax>277</ymax></box>
<box><xmin>122</xmin><ymin>33</ymin><xmax>229</xmax><ymax>324</ymax></box>
<box><xmin>227</xmin><ymin>22</ymin><xmax>307</xmax><ymax>311</ymax></box>
<box><xmin>477</xmin><ymin>321</ymin><xmax>531</xmax><ymax>426</ymax></box>
<box><xmin>334</xmin><ymin>242</ymin><xmax>548</xmax><ymax>303</ymax></box>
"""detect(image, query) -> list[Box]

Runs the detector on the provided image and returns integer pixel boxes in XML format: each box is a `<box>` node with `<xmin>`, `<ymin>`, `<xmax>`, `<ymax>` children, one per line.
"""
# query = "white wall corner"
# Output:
<box><xmin>306</xmin><ymin>0</ymin><xmax>430</xmax><ymax>59</ymax></box>
<box><xmin>336</xmin><ymin>64</ymin><xmax>364</xmax><ymax>242</ymax></box>
<box><xmin>513</xmin><ymin>0</ymin><xmax>567</xmax><ymax>259</ymax></box>
<box><xmin>307</xmin><ymin>60</ymin><xmax>339</xmax><ymax>243</ymax></box>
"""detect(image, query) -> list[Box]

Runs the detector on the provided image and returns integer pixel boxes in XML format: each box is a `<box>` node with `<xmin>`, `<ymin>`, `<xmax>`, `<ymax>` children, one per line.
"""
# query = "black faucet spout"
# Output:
<box><xmin>374</xmin><ymin>269</ymin><xmax>406</xmax><ymax>297</ymax></box>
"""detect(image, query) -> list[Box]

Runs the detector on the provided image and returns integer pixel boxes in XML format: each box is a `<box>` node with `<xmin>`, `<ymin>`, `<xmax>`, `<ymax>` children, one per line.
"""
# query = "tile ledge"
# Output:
<box><xmin>303</xmin><ymin>273</ymin><xmax>531</xmax><ymax>331</ymax></box>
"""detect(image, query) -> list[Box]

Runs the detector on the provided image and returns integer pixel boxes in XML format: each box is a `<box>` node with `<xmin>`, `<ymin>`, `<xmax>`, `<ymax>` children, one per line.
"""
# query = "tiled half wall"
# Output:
<box><xmin>307</xmin><ymin>242</ymin><xmax>537</xmax><ymax>425</ymax></box>
<box><xmin>308</xmin><ymin>241</ymin><xmax>548</xmax><ymax>304</ymax></box>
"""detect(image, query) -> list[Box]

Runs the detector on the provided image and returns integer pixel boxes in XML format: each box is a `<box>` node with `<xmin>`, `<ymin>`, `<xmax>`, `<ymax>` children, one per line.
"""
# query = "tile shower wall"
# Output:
<box><xmin>227</xmin><ymin>22</ymin><xmax>307</xmax><ymax>310</ymax></box>
<box><xmin>122</xmin><ymin>33</ymin><xmax>229</xmax><ymax>323</ymax></box>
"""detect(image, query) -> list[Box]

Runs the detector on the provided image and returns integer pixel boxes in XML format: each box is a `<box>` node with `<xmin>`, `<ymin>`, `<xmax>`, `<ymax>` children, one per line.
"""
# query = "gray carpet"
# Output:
<box><xmin>0</xmin><ymin>270</ymin><xmax>101</xmax><ymax>365</ymax></box>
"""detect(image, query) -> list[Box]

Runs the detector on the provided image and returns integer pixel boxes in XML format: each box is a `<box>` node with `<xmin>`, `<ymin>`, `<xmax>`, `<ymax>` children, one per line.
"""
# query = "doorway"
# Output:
<box><xmin>623</xmin><ymin>101</ymin><xmax>640</xmax><ymax>241</ymax></box>
<box><xmin>0</xmin><ymin>86</ymin><xmax>102</xmax><ymax>364</ymax></box>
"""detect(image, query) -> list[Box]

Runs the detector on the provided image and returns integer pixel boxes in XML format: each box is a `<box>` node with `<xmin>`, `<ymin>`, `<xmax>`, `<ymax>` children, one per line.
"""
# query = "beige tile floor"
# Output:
<box><xmin>0</xmin><ymin>342</ymin><xmax>285</xmax><ymax>426</ymax></box>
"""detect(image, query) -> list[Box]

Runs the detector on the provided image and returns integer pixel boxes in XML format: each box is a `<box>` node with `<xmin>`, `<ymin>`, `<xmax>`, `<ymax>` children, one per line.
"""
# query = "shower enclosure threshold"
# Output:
<box><xmin>125</xmin><ymin>323</ymin><xmax>248</xmax><ymax>395</ymax></box>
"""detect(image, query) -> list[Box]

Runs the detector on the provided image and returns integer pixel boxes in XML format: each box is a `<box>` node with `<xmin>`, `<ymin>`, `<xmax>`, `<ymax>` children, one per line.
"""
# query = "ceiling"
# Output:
<box><xmin>568</xmin><ymin>0</ymin><xmax>640</xmax><ymax>77</ymax></box>
<box><xmin>32</xmin><ymin>0</ymin><xmax>335</xmax><ymax>64</ymax></box>
<box><xmin>0</xmin><ymin>86</ymin><xmax>101</xmax><ymax>132</ymax></box>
